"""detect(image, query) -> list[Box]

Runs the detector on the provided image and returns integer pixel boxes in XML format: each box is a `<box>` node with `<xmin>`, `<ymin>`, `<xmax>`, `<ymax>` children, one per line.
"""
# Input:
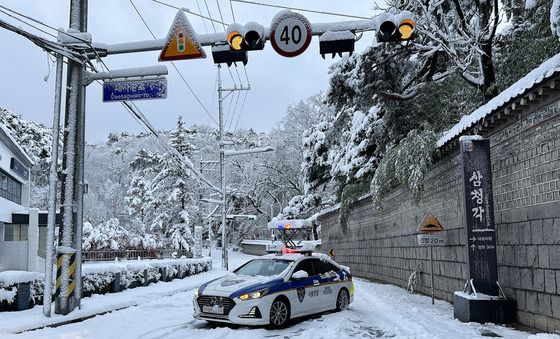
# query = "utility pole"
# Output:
<box><xmin>217</xmin><ymin>65</ymin><xmax>249</xmax><ymax>271</ymax></box>
<box><xmin>55</xmin><ymin>0</ymin><xmax>87</xmax><ymax>315</ymax></box>
<box><xmin>199</xmin><ymin>160</ymin><xmax>219</xmax><ymax>257</ymax></box>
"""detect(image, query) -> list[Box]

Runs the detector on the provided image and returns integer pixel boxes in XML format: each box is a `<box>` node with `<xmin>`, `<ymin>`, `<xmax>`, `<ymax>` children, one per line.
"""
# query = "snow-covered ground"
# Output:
<box><xmin>0</xmin><ymin>249</ymin><xmax>552</xmax><ymax>339</ymax></box>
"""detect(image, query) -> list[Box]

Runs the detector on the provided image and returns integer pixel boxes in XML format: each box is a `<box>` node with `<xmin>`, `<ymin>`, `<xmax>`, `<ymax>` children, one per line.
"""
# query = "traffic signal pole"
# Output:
<box><xmin>90</xmin><ymin>18</ymin><xmax>382</xmax><ymax>57</ymax></box>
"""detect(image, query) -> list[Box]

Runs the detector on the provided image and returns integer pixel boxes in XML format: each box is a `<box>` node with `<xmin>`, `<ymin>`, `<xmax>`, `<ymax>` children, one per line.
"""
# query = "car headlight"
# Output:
<box><xmin>194</xmin><ymin>288</ymin><xmax>200</xmax><ymax>298</ymax></box>
<box><xmin>239</xmin><ymin>288</ymin><xmax>268</xmax><ymax>301</ymax></box>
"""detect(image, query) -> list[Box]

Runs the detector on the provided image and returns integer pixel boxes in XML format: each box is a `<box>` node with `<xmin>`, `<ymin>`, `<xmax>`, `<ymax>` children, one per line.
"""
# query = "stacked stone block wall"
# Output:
<box><xmin>319</xmin><ymin>95</ymin><xmax>560</xmax><ymax>332</ymax></box>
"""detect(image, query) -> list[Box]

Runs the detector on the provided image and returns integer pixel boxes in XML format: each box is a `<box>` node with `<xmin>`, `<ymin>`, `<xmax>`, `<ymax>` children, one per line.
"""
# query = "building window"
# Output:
<box><xmin>0</xmin><ymin>169</ymin><xmax>22</xmax><ymax>205</ymax></box>
<box><xmin>4</xmin><ymin>224</ymin><xmax>28</xmax><ymax>241</ymax></box>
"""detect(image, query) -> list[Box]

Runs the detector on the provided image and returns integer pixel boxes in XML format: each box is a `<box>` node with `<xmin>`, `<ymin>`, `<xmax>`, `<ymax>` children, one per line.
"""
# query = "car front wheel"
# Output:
<box><xmin>269</xmin><ymin>298</ymin><xmax>290</xmax><ymax>328</ymax></box>
<box><xmin>336</xmin><ymin>288</ymin><xmax>350</xmax><ymax>311</ymax></box>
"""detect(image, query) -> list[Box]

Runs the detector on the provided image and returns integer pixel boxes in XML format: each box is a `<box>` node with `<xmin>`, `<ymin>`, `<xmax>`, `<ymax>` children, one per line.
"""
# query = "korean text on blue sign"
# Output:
<box><xmin>103</xmin><ymin>77</ymin><xmax>167</xmax><ymax>102</ymax></box>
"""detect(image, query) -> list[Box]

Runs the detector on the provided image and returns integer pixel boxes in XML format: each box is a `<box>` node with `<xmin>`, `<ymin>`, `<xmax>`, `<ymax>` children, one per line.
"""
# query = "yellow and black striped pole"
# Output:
<box><xmin>55</xmin><ymin>253</ymin><xmax>77</xmax><ymax>301</ymax></box>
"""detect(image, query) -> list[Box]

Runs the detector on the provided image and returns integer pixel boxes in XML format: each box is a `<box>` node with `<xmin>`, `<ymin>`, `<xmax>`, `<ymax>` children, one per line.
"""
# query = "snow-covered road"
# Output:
<box><xmin>2</xmin><ymin>250</ymin><xmax>543</xmax><ymax>339</ymax></box>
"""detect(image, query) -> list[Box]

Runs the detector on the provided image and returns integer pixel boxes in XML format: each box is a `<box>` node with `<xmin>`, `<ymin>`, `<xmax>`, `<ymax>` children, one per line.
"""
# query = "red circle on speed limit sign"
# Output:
<box><xmin>270</xmin><ymin>11</ymin><xmax>312</xmax><ymax>57</ymax></box>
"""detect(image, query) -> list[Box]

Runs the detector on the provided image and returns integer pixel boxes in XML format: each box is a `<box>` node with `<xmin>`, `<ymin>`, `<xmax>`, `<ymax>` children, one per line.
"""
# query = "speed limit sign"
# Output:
<box><xmin>270</xmin><ymin>11</ymin><xmax>312</xmax><ymax>57</ymax></box>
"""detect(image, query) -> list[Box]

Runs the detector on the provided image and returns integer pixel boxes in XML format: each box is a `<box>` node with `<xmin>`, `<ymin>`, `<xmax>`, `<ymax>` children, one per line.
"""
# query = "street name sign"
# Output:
<box><xmin>270</xmin><ymin>11</ymin><xmax>312</xmax><ymax>57</ymax></box>
<box><xmin>102</xmin><ymin>77</ymin><xmax>167</xmax><ymax>102</ymax></box>
<box><xmin>159</xmin><ymin>10</ymin><xmax>206</xmax><ymax>61</ymax></box>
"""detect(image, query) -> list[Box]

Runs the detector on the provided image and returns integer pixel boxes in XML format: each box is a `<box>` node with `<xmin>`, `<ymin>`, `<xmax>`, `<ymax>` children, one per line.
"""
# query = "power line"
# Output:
<box><xmin>130</xmin><ymin>0</ymin><xmax>218</xmax><ymax>126</ymax></box>
<box><xmin>195</xmin><ymin>0</ymin><xmax>209</xmax><ymax>33</ymax></box>
<box><xmin>0</xmin><ymin>7</ymin><xmax>57</xmax><ymax>39</ymax></box>
<box><xmin>202</xmin><ymin>0</ymin><xmax>217</xmax><ymax>32</ymax></box>
<box><xmin>151</xmin><ymin>0</ymin><xmax>228</xmax><ymax>25</ymax></box>
<box><xmin>227</xmin><ymin>66</ymin><xmax>238</xmax><ymax>87</ymax></box>
<box><xmin>230</xmin><ymin>0</ymin><xmax>371</xmax><ymax>20</ymax></box>
<box><xmin>242</xmin><ymin>64</ymin><xmax>250</xmax><ymax>86</ymax></box>
<box><xmin>228</xmin><ymin>0</ymin><xmax>236</xmax><ymax>22</ymax></box>
<box><xmin>227</xmin><ymin>89</ymin><xmax>241</xmax><ymax>131</ymax></box>
<box><xmin>234</xmin><ymin>90</ymin><xmax>248</xmax><ymax>131</ymax></box>
<box><xmin>215</xmin><ymin>0</ymin><xmax>227</xmax><ymax>30</ymax></box>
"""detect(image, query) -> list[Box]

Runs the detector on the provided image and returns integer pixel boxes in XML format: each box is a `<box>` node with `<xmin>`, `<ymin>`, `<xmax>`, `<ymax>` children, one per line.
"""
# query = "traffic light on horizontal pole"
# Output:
<box><xmin>212</xmin><ymin>45</ymin><xmax>248</xmax><ymax>66</ymax></box>
<box><xmin>226</xmin><ymin>22</ymin><xmax>266</xmax><ymax>51</ymax></box>
<box><xmin>377</xmin><ymin>17</ymin><xmax>416</xmax><ymax>42</ymax></box>
<box><xmin>319</xmin><ymin>30</ymin><xmax>355</xmax><ymax>58</ymax></box>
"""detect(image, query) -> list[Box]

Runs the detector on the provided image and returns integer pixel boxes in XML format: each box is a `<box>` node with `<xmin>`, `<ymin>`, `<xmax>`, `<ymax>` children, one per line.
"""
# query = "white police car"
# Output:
<box><xmin>193</xmin><ymin>253</ymin><xmax>354</xmax><ymax>328</ymax></box>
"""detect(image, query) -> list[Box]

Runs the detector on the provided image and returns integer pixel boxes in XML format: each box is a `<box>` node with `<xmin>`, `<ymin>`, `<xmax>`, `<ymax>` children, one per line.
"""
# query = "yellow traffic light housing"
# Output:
<box><xmin>228</xmin><ymin>31</ymin><xmax>244</xmax><ymax>50</ymax></box>
<box><xmin>377</xmin><ymin>15</ymin><xmax>416</xmax><ymax>42</ymax></box>
<box><xmin>398</xmin><ymin>19</ymin><xmax>415</xmax><ymax>40</ymax></box>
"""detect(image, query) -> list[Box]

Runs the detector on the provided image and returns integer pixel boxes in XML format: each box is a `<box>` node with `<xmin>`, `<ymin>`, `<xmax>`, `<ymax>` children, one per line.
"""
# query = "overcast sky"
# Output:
<box><xmin>0</xmin><ymin>0</ymin><xmax>378</xmax><ymax>144</ymax></box>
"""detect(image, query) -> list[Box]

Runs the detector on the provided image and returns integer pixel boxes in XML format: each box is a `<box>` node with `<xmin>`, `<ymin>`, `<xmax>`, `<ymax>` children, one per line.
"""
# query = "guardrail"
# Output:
<box><xmin>83</xmin><ymin>249</ymin><xmax>192</xmax><ymax>262</ymax></box>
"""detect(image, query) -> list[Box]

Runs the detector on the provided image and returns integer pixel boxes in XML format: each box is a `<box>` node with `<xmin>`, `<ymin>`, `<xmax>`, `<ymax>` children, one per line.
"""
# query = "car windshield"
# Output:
<box><xmin>234</xmin><ymin>259</ymin><xmax>292</xmax><ymax>277</ymax></box>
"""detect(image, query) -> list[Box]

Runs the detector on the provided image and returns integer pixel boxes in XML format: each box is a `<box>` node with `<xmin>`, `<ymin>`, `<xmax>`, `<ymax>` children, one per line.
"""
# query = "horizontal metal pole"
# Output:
<box><xmin>91</xmin><ymin>18</ymin><xmax>381</xmax><ymax>56</ymax></box>
<box><xmin>84</xmin><ymin>65</ymin><xmax>168</xmax><ymax>85</ymax></box>
<box><xmin>224</xmin><ymin>146</ymin><xmax>274</xmax><ymax>156</ymax></box>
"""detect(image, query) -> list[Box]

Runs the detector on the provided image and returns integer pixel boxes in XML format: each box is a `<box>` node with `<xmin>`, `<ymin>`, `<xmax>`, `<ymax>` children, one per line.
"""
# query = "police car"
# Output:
<box><xmin>193</xmin><ymin>252</ymin><xmax>353</xmax><ymax>328</ymax></box>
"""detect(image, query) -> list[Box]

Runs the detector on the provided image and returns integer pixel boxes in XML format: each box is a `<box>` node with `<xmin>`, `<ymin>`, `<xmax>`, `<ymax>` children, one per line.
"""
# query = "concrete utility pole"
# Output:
<box><xmin>55</xmin><ymin>0</ymin><xmax>87</xmax><ymax>315</ymax></box>
<box><xmin>217</xmin><ymin>66</ymin><xmax>249</xmax><ymax>270</ymax></box>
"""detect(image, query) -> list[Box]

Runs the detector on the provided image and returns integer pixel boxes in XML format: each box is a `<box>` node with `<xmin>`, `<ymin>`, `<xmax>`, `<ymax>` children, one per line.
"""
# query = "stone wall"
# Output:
<box><xmin>318</xmin><ymin>95</ymin><xmax>560</xmax><ymax>332</ymax></box>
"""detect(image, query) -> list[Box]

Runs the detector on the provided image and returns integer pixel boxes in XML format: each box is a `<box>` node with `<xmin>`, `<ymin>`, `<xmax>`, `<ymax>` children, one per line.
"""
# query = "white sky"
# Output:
<box><xmin>0</xmin><ymin>0</ymin><xmax>378</xmax><ymax>144</ymax></box>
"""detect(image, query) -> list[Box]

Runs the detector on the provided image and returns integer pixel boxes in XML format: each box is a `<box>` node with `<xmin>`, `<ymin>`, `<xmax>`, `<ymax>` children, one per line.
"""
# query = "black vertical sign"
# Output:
<box><xmin>460</xmin><ymin>137</ymin><xmax>499</xmax><ymax>296</ymax></box>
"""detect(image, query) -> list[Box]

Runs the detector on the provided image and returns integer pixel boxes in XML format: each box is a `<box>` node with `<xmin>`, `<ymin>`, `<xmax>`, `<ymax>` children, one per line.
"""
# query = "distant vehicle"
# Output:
<box><xmin>266</xmin><ymin>219</ymin><xmax>320</xmax><ymax>254</ymax></box>
<box><xmin>193</xmin><ymin>252</ymin><xmax>353</xmax><ymax>328</ymax></box>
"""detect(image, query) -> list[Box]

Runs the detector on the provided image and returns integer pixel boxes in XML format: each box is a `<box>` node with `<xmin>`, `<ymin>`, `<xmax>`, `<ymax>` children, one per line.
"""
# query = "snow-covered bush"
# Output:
<box><xmin>82</xmin><ymin>273</ymin><xmax>115</xmax><ymax>295</ymax></box>
<box><xmin>0</xmin><ymin>287</ymin><xmax>17</xmax><ymax>304</ymax></box>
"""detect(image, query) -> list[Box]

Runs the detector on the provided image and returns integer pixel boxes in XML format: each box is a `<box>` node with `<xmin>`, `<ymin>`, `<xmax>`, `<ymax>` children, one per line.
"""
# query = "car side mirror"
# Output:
<box><xmin>292</xmin><ymin>270</ymin><xmax>308</xmax><ymax>280</ymax></box>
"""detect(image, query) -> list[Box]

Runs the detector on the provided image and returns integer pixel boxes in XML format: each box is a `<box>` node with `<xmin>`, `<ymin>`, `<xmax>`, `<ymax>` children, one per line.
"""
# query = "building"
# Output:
<box><xmin>0</xmin><ymin>122</ymin><xmax>45</xmax><ymax>272</ymax></box>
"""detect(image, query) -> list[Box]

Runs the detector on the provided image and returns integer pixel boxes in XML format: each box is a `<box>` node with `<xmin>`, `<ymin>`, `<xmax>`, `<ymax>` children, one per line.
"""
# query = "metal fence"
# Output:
<box><xmin>83</xmin><ymin>249</ymin><xmax>192</xmax><ymax>262</ymax></box>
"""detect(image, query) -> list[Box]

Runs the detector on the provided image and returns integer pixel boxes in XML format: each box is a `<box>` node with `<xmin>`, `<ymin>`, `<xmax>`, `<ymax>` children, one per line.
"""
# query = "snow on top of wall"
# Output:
<box><xmin>437</xmin><ymin>52</ymin><xmax>560</xmax><ymax>148</ymax></box>
<box><xmin>0</xmin><ymin>121</ymin><xmax>35</xmax><ymax>167</ymax></box>
<box><xmin>0</xmin><ymin>271</ymin><xmax>43</xmax><ymax>285</ymax></box>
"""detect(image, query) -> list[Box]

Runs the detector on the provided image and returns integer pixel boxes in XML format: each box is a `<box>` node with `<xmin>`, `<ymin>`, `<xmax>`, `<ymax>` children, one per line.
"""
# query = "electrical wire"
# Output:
<box><xmin>195</xmin><ymin>0</ymin><xmax>209</xmax><ymax>33</ymax></box>
<box><xmin>227</xmin><ymin>67</ymin><xmax>238</xmax><ymax>87</ymax></box>
<box><xmin>0</xmin><ymin>5</ymin><xmax>106</xmax><ymax>72</ymax></box>
<box><xmin>228</xmin><ymin>0</ymin><xmax>236</xmax><ymax>22</ymax></box>
<box><xmin>0</xmin><ymin>7</ymin><xmax>57</xmax><ymax>39</ymax></box>
<box><xmin>130</xmin><ymin>0</ymin><xmax>218</xmax><ymax>126</ymax></box>
<box><xmin>230</xmin><ymin>0</ymin><xmax>371</xmax><ymax>20</ymax></box>
<box><xmin>151</xmin><ymin>0</ymin><xmax>227</xmax><ymax>26</ymax></box>
<box><xmin>227</xmin><ymin>89</ymin><xmax>241</xmax><ymax>131</ymax></box>
<box><xmin>202</xmin><ymin>0</ymin><xmax>217</xmax><ymax>32</ymax></box>
<box><xmin>215</xmin><ymin>0</ymin><xmax>227</xmax><ymax>30</ymax></box>
<box><xmin>233</xmin><ymin>90</ymin><xmax>248</xmax><ymax>131</ymax></box>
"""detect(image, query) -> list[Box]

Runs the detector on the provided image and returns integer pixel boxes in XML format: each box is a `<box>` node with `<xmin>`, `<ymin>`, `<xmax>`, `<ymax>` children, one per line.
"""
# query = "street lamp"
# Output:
<box><xmin>219</xmin><ymin>145</ymin><xmax>274</xmax><ymax>270</ymax></box>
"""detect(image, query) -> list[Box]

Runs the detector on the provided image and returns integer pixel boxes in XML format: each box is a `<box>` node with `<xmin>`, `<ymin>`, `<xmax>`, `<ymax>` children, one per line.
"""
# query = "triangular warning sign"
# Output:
<box><xmin>417</xmin><ymin>212</ymin><xmax>445</xmax><ymax>233</ymax></box>
<box><xmin>159</xmin><ymin>10</ymin><xmax>206</xmax><ymax>61</ymax></box>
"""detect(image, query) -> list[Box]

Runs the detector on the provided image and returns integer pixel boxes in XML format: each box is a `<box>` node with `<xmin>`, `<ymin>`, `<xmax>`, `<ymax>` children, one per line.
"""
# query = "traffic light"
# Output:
<box><xmin>376</xmin><ymin>15</ymin><xmax>416</xmax><ymax>42</ymax></box>
<box><xmin>226</xmin><ymin>23</ymin><xmax>266</xmax><ymax>51</ymax></box>
<box><xmin>211</xmin><ymin>44</ymin><xmax>248</xmax><ymax>66</ymax></box>
<box><xmin>243</xmin><ymin>22</ymin><xmax>265</xmax><ymax>50</ymax></box>
<box><xmin>227</xmin><ymin>23</ymin><xmax>245</xmax><ymax>51</ymax></box>
<box><xmin>319</xmin><ymin>30</ymin><xmax>356</xmax><ymax>58</ymax></box>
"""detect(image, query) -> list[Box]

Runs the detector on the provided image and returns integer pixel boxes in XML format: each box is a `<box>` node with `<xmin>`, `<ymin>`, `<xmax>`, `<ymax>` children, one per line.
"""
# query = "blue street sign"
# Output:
<box><xmin>103</xmin><ymin>77</ymin><xmax>167</xmax><ymax>102</ymax></box>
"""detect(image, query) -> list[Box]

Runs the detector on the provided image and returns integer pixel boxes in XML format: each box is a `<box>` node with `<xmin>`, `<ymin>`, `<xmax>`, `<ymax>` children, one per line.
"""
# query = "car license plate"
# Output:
<box><xmin>203</xmin><ymin>305</ymin><xmax>224</xmax><ymax>314</ymax></box>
